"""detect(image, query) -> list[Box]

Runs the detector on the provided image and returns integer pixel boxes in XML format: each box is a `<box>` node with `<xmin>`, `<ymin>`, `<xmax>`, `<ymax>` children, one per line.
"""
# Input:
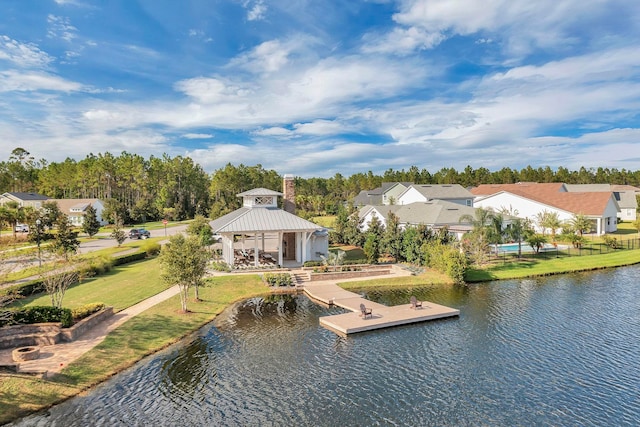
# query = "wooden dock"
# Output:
<box><xmin>303</xmin><ymin>281</ymin><xmax>459</xmax><ymax>336</ymax></box>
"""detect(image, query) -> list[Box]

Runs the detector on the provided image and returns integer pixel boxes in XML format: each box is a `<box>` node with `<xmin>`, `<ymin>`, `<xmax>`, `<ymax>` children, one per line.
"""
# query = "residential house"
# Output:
<box><xmin>49</xmin><ymin>198</ymin><xmax>107</xmax><ymax>226</ymax></box>
<box><xmin>397</xmin><ymin>184</ymin><xmax>474</xmax><ymax>207</ymax></box>
<box><xmin>352</xmin><ymin>182</ymin><xmax>413</xmax><ymax>207</ymax></box>
<box><xmin>359</xmin><ymin>200</ymin><xmax>479</xmax><ymax>240</ymax></box>
<box><xmin>565</xmin><ymin>184</ymin><xmax>638</xmax><ymax>221</ymax></box>
<box><xmin>471</xmin><ymin>183</ymin><xmax>619</xmax><ymax>235</ymax></box>
<box><xmin>0</xmin><ymin>192</ymin><xmax>49</xmax><ymax>209</ymax></box>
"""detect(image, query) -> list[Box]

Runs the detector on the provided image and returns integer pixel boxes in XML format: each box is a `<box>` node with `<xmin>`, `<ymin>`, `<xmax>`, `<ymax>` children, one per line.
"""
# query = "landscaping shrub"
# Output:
<box><xmin>141</xmin><ymin>241</ymin><xmax>161</xmax><ymax>256</ymax></box>
<box><xmin>304</xmin><ymin>261</ymin><xmax>324</xmax><ymax>267</ymax></box>
<box><xmin>0</xmin><ymin>279</ymin><xmax>45</xmax><ymax>300</ymax></box>
<box><xmin>4</xmin><ymin>306</ymin><xmax>73</xmax><ymax>328</ymax></box>
<box><xmin>209</xmin><ymin>261</ymin><xmax>231</xmax><ymax>272</ymax></box>
<box><xmin>71</xmin><ymin>303</ymin><xmax>105</xmax><ymax>321</ymax></box>
<box><xmin>263</xmin><ymin>273</ymin><xmax>293</xmax><ymax>287</ymax></box>
<box><xmin>112</xmin><ymin>251</ymin><xmax>146</xmax><ymax>266</ymax></box>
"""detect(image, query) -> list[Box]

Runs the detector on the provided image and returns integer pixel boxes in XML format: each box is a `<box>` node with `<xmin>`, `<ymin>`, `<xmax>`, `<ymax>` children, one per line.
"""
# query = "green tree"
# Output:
<box><xmin>363</xmin><ymin>233</ymin><xmax>380</xmax><ymax>264</ymax></box>
<box><xmin>504</xmin><ymin>218</ymin><xmax>532</xmax><ymax>258</ymax></box>
<box><xmin>82</xmin><ymin>205</ymin><xmax>101</xmax><ymax>237</ymax></box>
<box><xmin>459</xmin><ymin>208</ymin><xmax>495</xmax><ymax>266</ymax></box>
<box><xmin>525</xmin><ymin>234</ymin><xmax>548</xmax><ymax>253</ymax></box>
<box><xmin>382</xmin><ymin>211</ymin><xmax>403</xmax><ymax>261</ymax></box>
<box><xmin>570</xmin><ymin>214</ymin><xmax>593</xmax><ymax>236</ymax></box>
<box><xmin>52</xmin><ymin>214</ymin><xmax>80</xmax><ymax>259</ymax></box>
<box><xmin>110</xmin><ymin>217</ymin><xmax>127</xmax><ymax>247</ymax></box>
<box><xmin>41</xmin><ymin>256</ymin><xmax>80</xmax><ymax>308</ymax></box>
<box><xmin>159</xmin><ymin>234</ymin><xmax>210</xmax><ymax>311</ymax></box>
<box><xmin>187</xmin><ymin>215</ymin><xmax>213</xmax><ymax>246</ymax></box>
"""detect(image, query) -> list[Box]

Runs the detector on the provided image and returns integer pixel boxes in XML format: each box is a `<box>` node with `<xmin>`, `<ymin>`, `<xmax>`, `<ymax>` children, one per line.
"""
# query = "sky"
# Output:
<box><xmin>1</xmin><ymin>0</ymin><xmax>640</xmax><ymax>178</ymax></box>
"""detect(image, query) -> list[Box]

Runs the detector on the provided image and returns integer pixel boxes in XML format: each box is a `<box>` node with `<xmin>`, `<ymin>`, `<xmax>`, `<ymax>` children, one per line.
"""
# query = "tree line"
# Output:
<box><xmin>4</xmin><ymin>147</ymin><xmax>640</xmax><ymax>223</ymax></box>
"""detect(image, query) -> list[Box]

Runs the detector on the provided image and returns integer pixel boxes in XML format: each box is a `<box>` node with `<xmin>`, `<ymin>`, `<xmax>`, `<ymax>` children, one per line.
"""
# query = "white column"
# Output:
<box><xmin>596</xmin><ymin>217</ymin><xmax>602</xmax><ymax>235</ymax></box>
<box><xmin>278</xmin><ymin>231</ymin><xmax>283</xmax><ymax>266</ymax></box>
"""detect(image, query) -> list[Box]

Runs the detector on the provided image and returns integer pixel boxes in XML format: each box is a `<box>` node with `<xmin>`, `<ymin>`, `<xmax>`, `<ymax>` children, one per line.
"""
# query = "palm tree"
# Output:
<box><xmin>459</xmin><ymin>208</ymin><xmax>495</xmax><ymax>265</ymax></box>
<box><xmin>570</xmin><ymin>214</ymin><xmax>592</xmax><ymax>236</ymax></box>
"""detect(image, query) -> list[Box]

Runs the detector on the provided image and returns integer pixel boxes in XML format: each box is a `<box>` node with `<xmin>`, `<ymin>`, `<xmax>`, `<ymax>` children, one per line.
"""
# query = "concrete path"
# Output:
<box><xmin>0</xmin><ymin>285</ymin><xmax>180</xmax><ymax>377</ymax></box>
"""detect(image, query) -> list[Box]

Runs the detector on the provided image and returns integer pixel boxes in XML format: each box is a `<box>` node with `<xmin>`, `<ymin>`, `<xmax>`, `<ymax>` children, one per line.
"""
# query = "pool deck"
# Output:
<box><xmin>303</xmin><ymin>273</ymin><xmax>459</xmax><ymax>336</ymax></box>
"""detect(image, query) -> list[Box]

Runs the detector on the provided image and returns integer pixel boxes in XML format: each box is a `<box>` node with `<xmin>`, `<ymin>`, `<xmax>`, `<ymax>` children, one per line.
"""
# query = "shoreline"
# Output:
<box><xmin>4</xmin><ymin>253</ymin><xmax>640</xmax><ymax>424</ymax></box>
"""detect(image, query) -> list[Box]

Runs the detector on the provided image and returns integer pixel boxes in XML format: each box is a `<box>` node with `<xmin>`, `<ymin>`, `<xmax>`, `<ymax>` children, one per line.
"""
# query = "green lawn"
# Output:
<box><xmin>465</xmin><ymin>249</ymin><xmax>640</xmax><ymax>281</ymax></box>
<box><xmin>0</xmin><ymin>273</ymin><xmax>268</xmax><ymax>424</ymax></box>
<box><xmin>311</xmin><ymin>215</ymin><xmax>336</xmax><ymax>228</ymax></box>
<box><xmin>9</xmin><ymin>258</ymin><xmax>167</xmax><ymax>311</ymax></box>
<box><xmin>339</xmin><ymin>269</ymin><xmax>453</xmax><ymax>290</ymax></box>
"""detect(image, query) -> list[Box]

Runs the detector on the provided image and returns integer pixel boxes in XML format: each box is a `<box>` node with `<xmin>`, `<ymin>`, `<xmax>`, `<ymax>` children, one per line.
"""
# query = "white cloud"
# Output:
<box><xmin>362</xmin><ymin>27</ymin><xmax>445</xmax><ymax>55</ymax></box>
<box><xmin>182</xmin><ymin>133</ymin><xmax>214</xmax><ymax>139</ymax></box>
<box><xmin>0</xmin><ymin>70</ymin><xmax>82</xmax><ymax>92</ymax></box>
<box><xmin>246</xmin><ymin>0</ymin><xmax>267</xmax><ymax>21</ymax></box>
<box><xmin>47</xmin><ymin>15</ymin><xmax>78</xmax><ymax>42</ymax></box>
<box><xmin>0</xmin><ymin>36</ymin><xmax>54</xmax><ymax>68</ymax></box>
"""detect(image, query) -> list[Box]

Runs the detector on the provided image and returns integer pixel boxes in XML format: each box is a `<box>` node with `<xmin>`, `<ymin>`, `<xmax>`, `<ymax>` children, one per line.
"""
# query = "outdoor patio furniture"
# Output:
<box><xmin>360</xmin><ymin>303</ymin><xmax>373</xmax><ymax>319</ymax></box>
<box><xmin>410</xmin><ymin>296</ymin><xmax>423</xmax><ymax>309</ymax></box>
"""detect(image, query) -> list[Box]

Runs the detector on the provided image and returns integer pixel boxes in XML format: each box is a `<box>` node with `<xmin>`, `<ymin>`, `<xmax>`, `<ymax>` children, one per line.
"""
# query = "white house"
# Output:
<box><xmin>359</xmin><ymin>200</ymin><xmax>479</xmax><ymax>240</ymax></box>
<box><xmin>565</xmin><ymin>184</ymin><xmax>638</xmax><ymax>222</ymax></box>
<box><xmin>471</xmin><ymin>183</ymin><xmax>619</xmax><ymax>235</ymax></box>
<box><xmin>397</xmin><ymin>184</ymin><xmax>474</xmax><ymax>207</ymax></box>
<box><xmin>48</xmin><ymin>198</ymin><xmax>107</xmax><ymax>226</ymax></box>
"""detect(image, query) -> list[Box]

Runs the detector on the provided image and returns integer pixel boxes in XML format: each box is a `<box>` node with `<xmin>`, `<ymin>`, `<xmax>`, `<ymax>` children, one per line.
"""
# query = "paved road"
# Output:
<box><xmin>77</xmin><ymin>224</ymin><xmax>188</xmax><ymax>254</ymax></box>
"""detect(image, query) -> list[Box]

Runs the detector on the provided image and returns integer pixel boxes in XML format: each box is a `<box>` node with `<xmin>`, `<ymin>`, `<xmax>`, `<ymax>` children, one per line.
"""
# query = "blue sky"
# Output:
<box><xmin>1</xmin><ymin>0</ymin><xmax>640</xmax><ymax>178</ymax></box>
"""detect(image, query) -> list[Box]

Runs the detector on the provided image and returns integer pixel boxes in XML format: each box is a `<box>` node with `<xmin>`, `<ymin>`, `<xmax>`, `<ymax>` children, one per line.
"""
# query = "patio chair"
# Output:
<box><xmin>410</xmin><ymin>296</ymin><xmax>423</xmax><ymax>309</ymax></box>
<box><xmin>360</xmin><ymin>303</ymin><xmax>373</xmax><ymax>319</ymax></box>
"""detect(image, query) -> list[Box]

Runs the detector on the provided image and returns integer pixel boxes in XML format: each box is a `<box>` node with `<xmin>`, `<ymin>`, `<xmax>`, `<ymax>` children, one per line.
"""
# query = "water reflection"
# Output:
<box><xmin>13</xmin><ymin>268</ymin><xmax>640</xmax><ymax>426</ymax></box>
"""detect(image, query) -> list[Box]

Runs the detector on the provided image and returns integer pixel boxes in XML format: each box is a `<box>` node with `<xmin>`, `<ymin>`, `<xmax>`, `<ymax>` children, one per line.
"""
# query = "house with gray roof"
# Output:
<box><xmin>353</xmin><ymin>182</ymin><xmax>412</xmax><ymax>207</ymax></box>
<box><xmin>209</xmin><ymin>183</ymin><xmax>327</xmax><ymax>267</ymax></box>
<box><xmin>359</xmin><ymin>200</ymin><xmax>479</xmax><ymax>240</ymax></box>
<box><xmin>397</xmin><ymin>184</ymin><xmax>474</xmax><ymax>207</ymax></box>
<box><xmin>0</xmin><ymin>192</ymin><xmax>49</xmax><ymax>209</ymax></box>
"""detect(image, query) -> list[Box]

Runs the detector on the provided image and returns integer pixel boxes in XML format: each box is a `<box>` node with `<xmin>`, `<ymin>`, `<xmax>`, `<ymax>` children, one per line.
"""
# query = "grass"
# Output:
<box><xmin>9</xmin><ymin>258</ymin><xmax>167</xmax><ymax>311</ymax></box>
<box><xmin>0</xmin><ymin>273</ymin><xmax>268</xmax><ymax>424</ymax></box>
<box><xmin>465</xmin><ymin>248</ymin><xmax>640</xmax><ymax>282</ymax></box>
<box><xmin>339</xmin><ymin>268</ymin><xmax>453</xmax><ymax>290</ymax></box>
<box><xmin>329</xmin><ymin>244</ymin><xmax>365</xmax><ymax>261</ymax></box>
<box><xmin>311</xmin><ymin>215</ymin><xmax>336</xmax><ymax>228</ymax></box>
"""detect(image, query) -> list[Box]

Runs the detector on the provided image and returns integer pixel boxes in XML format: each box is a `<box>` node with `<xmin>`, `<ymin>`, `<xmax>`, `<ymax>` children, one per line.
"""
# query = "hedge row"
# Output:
<box><xmin>1</xmin><ymin>306</ymin><xmax>73</xmax><ymax>328</ymax></box>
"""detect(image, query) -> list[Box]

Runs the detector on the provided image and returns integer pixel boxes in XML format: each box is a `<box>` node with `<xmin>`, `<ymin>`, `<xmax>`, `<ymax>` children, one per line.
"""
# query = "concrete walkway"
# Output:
<box><xmin>0</xmin><ymin>285</ymin><xmax>180</xmax><ymax>377</ymax></box>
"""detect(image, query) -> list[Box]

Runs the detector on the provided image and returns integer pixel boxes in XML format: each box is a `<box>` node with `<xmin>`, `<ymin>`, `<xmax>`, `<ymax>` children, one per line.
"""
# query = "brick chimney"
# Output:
<box><xmin>283</xmin><ymin>174</ymin><xmax>295</xmax><ymax>214</ymax></box>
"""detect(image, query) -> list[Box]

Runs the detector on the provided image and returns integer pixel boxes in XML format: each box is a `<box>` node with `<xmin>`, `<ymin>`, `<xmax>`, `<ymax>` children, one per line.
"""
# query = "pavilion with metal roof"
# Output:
<box><xmin>209</xmin><ymin>188</ymin><xmax>328</xmax><ymax>267</ymax></box>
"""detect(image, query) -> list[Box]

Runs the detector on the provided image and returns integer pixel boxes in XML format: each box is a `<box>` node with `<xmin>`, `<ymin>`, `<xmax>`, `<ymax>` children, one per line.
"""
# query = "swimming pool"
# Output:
<box><xmin>493</xmin><ymin>243</ymin><xmax>559</xmax><ymax>252</ymax></box>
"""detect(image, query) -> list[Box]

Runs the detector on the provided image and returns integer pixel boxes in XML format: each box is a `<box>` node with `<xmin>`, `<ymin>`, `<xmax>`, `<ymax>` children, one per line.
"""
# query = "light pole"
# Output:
<box><xmin>35</xmin><ymin>218</ymin><xmax>42</xmax><ymax>268</ymax></box>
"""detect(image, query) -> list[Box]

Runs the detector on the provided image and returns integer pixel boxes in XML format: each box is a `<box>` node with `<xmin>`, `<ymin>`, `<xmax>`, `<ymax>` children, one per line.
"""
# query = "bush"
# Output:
<box><xmin>209</xmin><ymin>261</ymin><xmax>231</xmax><ymax>272</ymax></box>
<box><xmin>263</xmin><ymin>273</ymin><xmax>293</xmax><ymax>287</ymax></box>
<box><xmin>112</xmin><ymin>251</ymin><xmax>146</xmax><ymax>266</ymax></box>
<box><xmin>141</xmin><ymin>240</ymin><xmax>161</xmax><ymax>256</ymax></box>
<box><xmin>602</xmin><ymin>235</ymin><xmax>619</xmax><ymax>249</ymax></box>
<box><xmin>304</xmin><ymin>261</ymin><xmax>324</xmax><ymax>267</ymax></box>
<box><xmin>424</xmin><ymin>242</ymin><xmax>468</xmax><ymax>284</ymax></box>
<box><xmin>3</xmin><ymin>306</ymin><xmax>73</xmax><ymax>328</ymax></box>
<box><xmin>71</xmin><ymin>303</ymin><xmax>105</xmax><ymax>321</ymax></box>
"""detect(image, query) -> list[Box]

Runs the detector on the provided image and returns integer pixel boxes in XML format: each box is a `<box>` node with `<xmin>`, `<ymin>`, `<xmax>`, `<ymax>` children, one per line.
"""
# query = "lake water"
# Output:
<box><xmin>13</xmin><ymin>266</ymin><xmax>640</xmax><ymax>426</ymax></box>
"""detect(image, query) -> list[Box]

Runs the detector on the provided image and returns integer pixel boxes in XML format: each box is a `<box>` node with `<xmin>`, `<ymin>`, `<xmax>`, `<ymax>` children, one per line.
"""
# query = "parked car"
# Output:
<box><xmin>129</xmin><ymin>228</ymin><xmax>151</xmax><ymax>239</ymax></box>
<box><xmin>15</xmin><ymin>224</ymin><xmax>29</xmax><ymax>233</ymax></box>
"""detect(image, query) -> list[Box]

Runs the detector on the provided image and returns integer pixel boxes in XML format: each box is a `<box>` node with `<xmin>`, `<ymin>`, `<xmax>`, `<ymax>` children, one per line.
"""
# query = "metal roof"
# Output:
<box><xmin>210</xmin><ymin>207</ymin><xmax>323</xmax><ymax>233</ymax></box>
<box><xmin>236</xmin><ymin>188</ymin><xmax>282</xmax><ymax>197</ymax></box>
